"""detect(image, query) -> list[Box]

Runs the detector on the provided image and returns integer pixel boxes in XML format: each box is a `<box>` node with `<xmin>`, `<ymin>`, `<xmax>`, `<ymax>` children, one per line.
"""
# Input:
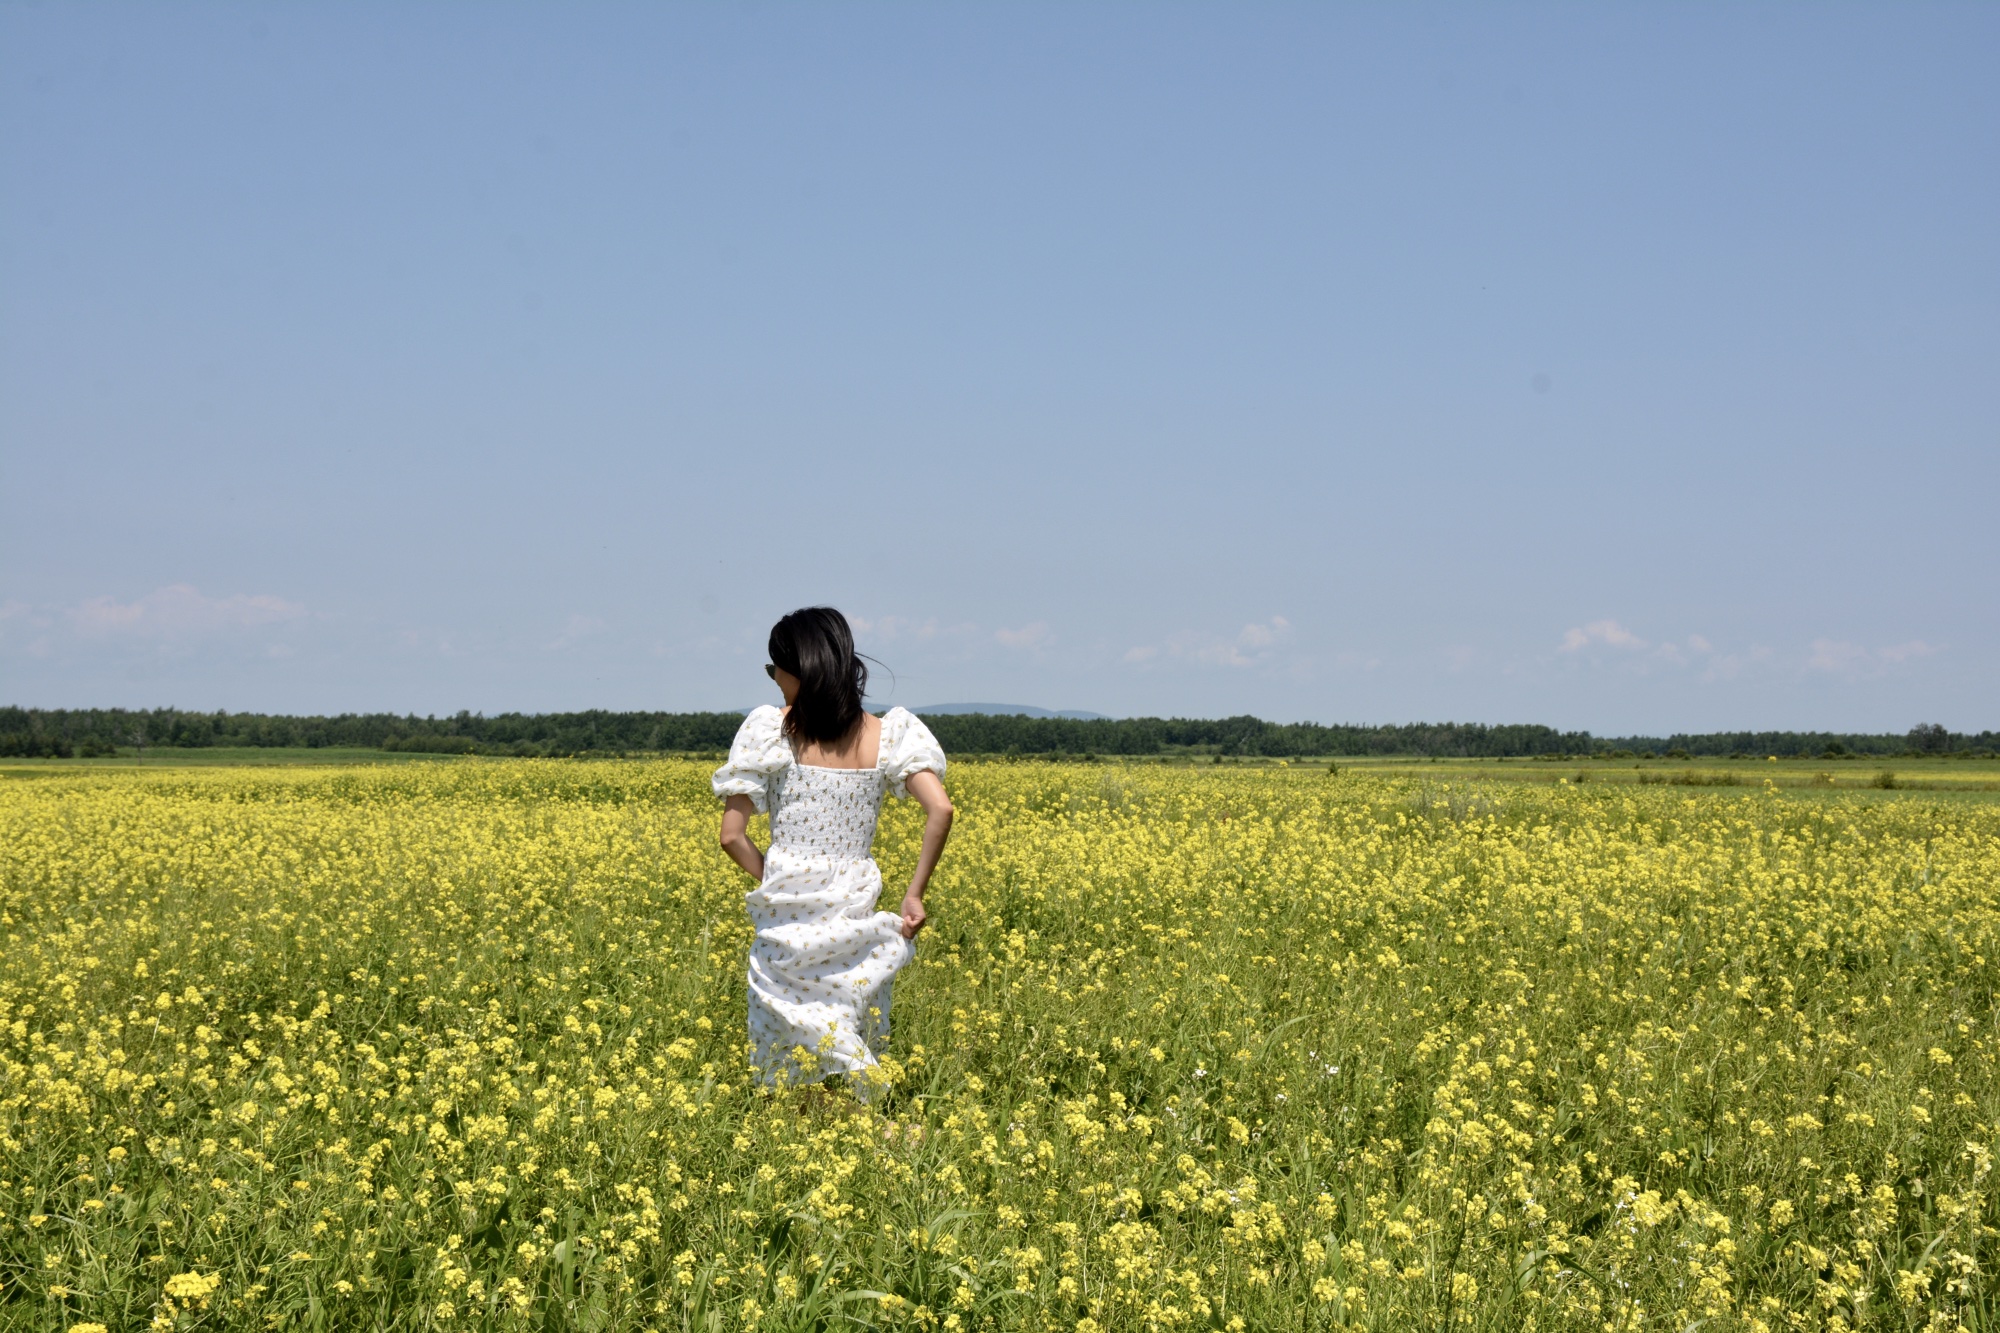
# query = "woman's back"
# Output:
<box><xmin>787</xmin><ymin>706</ymin><xmax>882</xmax><ymax>770</ymax></box>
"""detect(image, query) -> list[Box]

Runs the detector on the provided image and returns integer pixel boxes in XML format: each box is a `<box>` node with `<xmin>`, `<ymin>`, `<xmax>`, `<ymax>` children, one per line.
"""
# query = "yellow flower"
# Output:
<box><xmin>164</xmin><ymin>1272</ymin><xmax>221</xmax><ymax>1300</ymax></box>
<box><xmin>1630</xmin><ymin>1190</ymin><xmax>1675</xmax><ymax>1227</ymax></box>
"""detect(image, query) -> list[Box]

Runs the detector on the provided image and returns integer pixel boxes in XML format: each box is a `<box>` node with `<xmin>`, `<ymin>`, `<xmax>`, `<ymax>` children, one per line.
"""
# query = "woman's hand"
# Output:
<box><xmin>898</xmin><ymin>891</ymin><xmax>927</xmax><ymax>939</ymax></box>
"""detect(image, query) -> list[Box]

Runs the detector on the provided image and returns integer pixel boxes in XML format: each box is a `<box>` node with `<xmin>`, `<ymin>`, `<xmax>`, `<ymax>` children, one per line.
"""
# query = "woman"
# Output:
<box><xmin>713</xmin><ymin>607</ymin><xmax>954</xmax><ymax>1099</ymax></box>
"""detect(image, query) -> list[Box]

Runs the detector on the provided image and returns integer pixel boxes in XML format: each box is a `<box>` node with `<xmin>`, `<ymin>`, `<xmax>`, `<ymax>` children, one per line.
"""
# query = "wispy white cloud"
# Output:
<box><xmin>65</xmin><ymin>584</ymin><xmax>305</xmax><ymax>638</ymax></box>
<box><xmin>1697</xmin><ymin>645</ymin><xmax>1775</xmax><ymax>682</ymax></box>
<box><xmin>851</xmin><ymin>612</ymin><xmax>1070</xmax><ymax>663</ymax></box>
<box><xmin>1559</xmin><ymin>619</ymin><xmax>1646</xmax><ymax>653</ymax></box>
<box><xmin>1554</xmin><ymin>620</ymin><xmax>1943</xmax><ymax>682</ymax></box>
<box><xmin>1443</xmin><ymin>645</ymin><xmax>1482</xmax><ymax>673</ymax></box>
<box><xmin>1125</xmin><ymin>616</ymin><xmax>1293</xmax><ymax>669</ymax></box>
<box><xmin>1878</xmin><ymin>640</ymin><xmax>1941</xmax><ymax>664</ymax></box>
<box><xmin>0</xmin><ymin>585</ymin><xmax>310</xmax><ymax>664</ymax></box>
<box><xmin>1650</xmin><ymin>633</ymin><xmax>1722</xmax><ymax>667</ymax></box>
<box><xmin>995</xmin><ymin>621</ymin><xmax>1054</xmax><ymax>651</ymax></box>
<box><xmin>399</xmin><ymin>628</ymin><xmax>464</xmax><ymax>657</ymax></box>
<box><xmin>851</xmin><ymin>615</ymin><xmax>983</xmax><ymax>647</ymax></box>
<box><xmin>1805</xmin><ymin>638</ymin><xmax>1869</xmax><ymax>674</ymax></box>
<box><xmin>1805</xmin><ymin>638</ymin><xmax>1944</xmax><ymax>679</ymax></box>
<box><xmin>545</xmin><ymin>614</ymin><xmax>605</xmax><ymax>651</ymax></box>
<box><xmin>1236</xmin><ymin>617</ymin><xmax>1288</xmax><ymax>650</ymax></box>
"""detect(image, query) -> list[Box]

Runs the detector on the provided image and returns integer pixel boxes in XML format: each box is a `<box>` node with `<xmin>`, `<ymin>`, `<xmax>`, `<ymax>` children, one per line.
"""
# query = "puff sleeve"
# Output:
<box><xmin>880</xmin><ymin>707</ymin><xmax>947</xmax><ymax>800</ymax></box>
<box><xmin>712</xmin><ymin>705</ymin><xmax>790</xmax><ymax>812</ymax></box>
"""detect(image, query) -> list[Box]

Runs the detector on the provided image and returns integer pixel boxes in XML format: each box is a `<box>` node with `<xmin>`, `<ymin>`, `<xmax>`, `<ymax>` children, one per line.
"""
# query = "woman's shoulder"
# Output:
<box><xmin>880</xmin><ymin>708</ymin><xmax>944</xmax><ymax>755</ymax></box>
<box><xmin>876</xmin><ymin>705</ymin><xmax>930</xmax><ymax>739</ymax></box>
<box><xmin>733</xmin><ymin>704</ymin><xmax>789</xmax><ymax>749</ymax></box>
<box><xmin>714</xmin><ymin>705</ymin><xmax>789</xmax><ymax>802</ymax></box>
<box><xmin>878</xmin><ymin>708</ymin><xmax>944</xmax><ymax>792</ymax></box>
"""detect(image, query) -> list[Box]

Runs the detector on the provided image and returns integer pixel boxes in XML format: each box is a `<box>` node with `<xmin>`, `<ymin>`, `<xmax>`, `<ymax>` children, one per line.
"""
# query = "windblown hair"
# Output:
<box><xmin>768</xmin><ymin>607</ymin><xmax>869</xmax><ymax>746</ymax></box>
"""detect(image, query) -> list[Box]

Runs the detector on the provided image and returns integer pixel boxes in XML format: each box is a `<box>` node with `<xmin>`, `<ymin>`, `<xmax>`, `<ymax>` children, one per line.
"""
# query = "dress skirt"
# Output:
<box><xmin>745</xmin><ymin>844</ymin><xmax>914</xmax><ymax>1092</ymax></box>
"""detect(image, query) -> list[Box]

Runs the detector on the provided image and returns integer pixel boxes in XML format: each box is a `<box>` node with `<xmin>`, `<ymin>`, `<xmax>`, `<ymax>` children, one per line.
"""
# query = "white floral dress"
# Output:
<box><xmin>712</xmin><ymin>705</ymin><xmax>947</xmax><ymax>1093</ymax></box>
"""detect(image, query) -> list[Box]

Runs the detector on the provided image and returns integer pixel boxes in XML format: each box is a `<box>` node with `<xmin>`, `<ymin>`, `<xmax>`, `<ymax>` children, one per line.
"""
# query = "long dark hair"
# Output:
<box><xmin>768</xmin><ymin>606</ymin><xmax>868</xmax><ymax>746</ymax></box>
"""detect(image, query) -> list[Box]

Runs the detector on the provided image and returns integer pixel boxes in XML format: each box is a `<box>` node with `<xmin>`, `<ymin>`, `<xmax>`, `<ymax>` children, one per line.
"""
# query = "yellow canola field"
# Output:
<box><xmin>1</xmin><ymin>762</ymin><xmax>1996</xmax><ymax>1332</ymax></box>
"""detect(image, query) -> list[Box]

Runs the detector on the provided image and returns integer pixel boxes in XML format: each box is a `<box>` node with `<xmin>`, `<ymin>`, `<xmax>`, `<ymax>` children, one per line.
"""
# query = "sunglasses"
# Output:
<box><xmin>764</xmin><ymin>664</ymin><xmax>779</xmax><ymax>680</ymax></box>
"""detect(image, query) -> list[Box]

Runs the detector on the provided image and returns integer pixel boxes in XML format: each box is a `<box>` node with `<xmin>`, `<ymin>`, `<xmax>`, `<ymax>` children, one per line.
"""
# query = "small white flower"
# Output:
<box><xmin>1193</xmin><ymin>1068</ymin><xmax>1206</xmax><ymax>1079</ymax></box>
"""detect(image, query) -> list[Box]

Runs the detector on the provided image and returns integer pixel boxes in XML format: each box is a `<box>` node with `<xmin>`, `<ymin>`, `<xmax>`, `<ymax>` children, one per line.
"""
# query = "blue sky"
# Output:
<box><xmin>2</xmin><ymin>4</ymin><xmax>1994</xmax><ymax>733</ymax></box>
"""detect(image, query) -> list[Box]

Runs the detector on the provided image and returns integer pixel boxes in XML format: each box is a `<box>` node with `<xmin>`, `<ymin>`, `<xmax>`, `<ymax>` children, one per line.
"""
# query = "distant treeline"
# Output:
<box><xmin>0</xmin><ymin>707</ymin><xmax>746</xmax><ymax>759</ymax></box>
<box><xmin>2</xmin><ymin>706</ymin><xmax>1994</xmax><ymax>761</ymax></box>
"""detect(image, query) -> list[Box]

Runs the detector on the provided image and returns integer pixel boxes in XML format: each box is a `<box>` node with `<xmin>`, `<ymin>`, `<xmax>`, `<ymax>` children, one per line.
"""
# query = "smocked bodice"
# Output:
<box><xmin>767</xmin><ymin>763</ymin><xmax>887</xmax><ymax>860</ymax></box>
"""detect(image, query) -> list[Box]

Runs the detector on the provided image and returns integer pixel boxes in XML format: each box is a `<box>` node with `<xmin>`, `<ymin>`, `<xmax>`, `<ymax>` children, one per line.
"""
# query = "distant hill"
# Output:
<box><xmin>911</xmin><ymin>702</ymin><xmax>1113</xmax><ymax>721</ymax></box>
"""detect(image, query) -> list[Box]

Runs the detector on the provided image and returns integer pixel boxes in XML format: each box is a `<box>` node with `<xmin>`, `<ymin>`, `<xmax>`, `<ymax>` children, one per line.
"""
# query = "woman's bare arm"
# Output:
<box><xmin>899</xmin><ymin>769</ymin><xmax>954</xmax><ymax>939</ymax></box>
<box><xmin>719</xmin><ymin>793</ymin><xmax>765</xmax><ymax>880</ymax></box>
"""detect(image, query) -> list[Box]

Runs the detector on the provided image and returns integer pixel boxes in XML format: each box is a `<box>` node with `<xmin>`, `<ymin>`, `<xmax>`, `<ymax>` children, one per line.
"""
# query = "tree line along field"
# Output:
<box><xmin>2</xmin><ymin>761</ymin><xmax>1996</xmax><ymax>1331</ymax></box>
<box><xmin>4</xmin><ymin>705</ymin><xmax>1995</xmax><ymax>762</ymax></box>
